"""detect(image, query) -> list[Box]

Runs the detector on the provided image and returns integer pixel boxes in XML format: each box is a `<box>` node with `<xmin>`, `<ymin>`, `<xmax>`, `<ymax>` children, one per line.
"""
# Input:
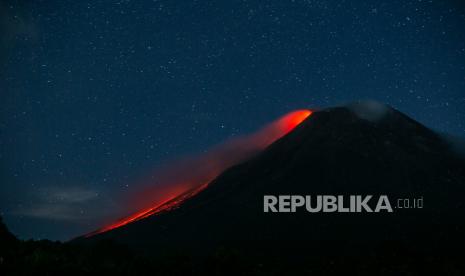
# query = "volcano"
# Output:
<box><xmin>77</xmin><ymin>101</ymin><xmax>465</xmax><ymax>268</ymax></box>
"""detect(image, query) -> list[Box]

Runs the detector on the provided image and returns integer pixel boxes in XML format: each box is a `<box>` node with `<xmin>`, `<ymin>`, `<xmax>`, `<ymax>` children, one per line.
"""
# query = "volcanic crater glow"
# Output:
<box><xmin>86</xmin><ymin>109</ymin><xmax>311</xmax><ymax>236</ymax></box>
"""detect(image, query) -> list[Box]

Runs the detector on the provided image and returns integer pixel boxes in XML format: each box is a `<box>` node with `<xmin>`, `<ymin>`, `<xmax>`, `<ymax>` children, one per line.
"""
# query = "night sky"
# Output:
<box><xmin>1</xmin><ymin>0</ymin><xmax>464</xmax><ymax>241</ymax></box>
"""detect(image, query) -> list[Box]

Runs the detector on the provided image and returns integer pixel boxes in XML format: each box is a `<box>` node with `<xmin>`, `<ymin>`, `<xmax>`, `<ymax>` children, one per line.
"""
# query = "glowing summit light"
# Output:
<box><xmin>86</xmin><ymin>109</ymin><xmax>312</xmax><ymax>236</ymax></box>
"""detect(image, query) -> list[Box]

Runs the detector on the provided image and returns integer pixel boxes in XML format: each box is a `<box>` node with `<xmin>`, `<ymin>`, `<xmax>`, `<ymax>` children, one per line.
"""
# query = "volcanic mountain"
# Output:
<box><xmin>77</xmin><ymin>101</ymin><xmax>465</xmax><ymax>263</ymax></box>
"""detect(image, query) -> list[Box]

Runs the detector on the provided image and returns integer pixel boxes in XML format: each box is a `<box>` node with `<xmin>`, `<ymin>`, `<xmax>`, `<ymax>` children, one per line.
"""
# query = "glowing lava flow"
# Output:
<box><xmin>86</xmin><ymin>109</ymin><xmax>311</xmax><ymax>237</ymax></box>
<box><xmin>85</xmin><ymin>183</ymin><xmax>210</xmax><ymax>236</ymax></box>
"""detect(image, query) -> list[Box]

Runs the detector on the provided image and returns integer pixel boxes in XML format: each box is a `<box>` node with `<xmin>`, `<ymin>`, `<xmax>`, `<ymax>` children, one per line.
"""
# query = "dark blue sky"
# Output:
<box><xmin>1</xmin><ymin>0</ymin><xmax>464</xmax><ymax>240</ymax></box>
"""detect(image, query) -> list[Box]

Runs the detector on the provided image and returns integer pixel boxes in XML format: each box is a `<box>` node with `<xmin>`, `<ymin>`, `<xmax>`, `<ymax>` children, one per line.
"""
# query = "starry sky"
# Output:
<box><xmin>1</xmin><ymin>0</ymin><xmax>464</xmax><ymax>241</ymax></box>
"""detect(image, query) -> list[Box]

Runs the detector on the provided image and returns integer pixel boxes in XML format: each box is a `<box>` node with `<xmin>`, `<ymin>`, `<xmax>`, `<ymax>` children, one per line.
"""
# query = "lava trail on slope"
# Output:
<box><xmin>86</xmin><ymin>109</ymin><xmax>311</xmax><ymax>236</ymax></box>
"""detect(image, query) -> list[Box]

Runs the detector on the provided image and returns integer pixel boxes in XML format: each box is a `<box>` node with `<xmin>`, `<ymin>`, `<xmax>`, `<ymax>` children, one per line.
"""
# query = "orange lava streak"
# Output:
<box><xmin>86</xmin><ymin>183</ymin><xmax>210</xmax><ymax>236</ymax></box>
<box><xmin>280</xmin><ymin>110</ymin><xmax>313</xmax><ymax>134</ymax></box>
<box><xmin>86</xmin><ymin>109</ymin><xmax>311</xmax><ymax>237</ymax></box>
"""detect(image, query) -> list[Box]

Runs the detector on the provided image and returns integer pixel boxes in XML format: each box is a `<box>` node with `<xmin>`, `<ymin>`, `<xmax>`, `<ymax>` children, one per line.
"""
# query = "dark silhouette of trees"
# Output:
<box><xmin>1</xmin><ymin>215</ymin><xmax>464</xmax><ymax>275</ymax></box>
